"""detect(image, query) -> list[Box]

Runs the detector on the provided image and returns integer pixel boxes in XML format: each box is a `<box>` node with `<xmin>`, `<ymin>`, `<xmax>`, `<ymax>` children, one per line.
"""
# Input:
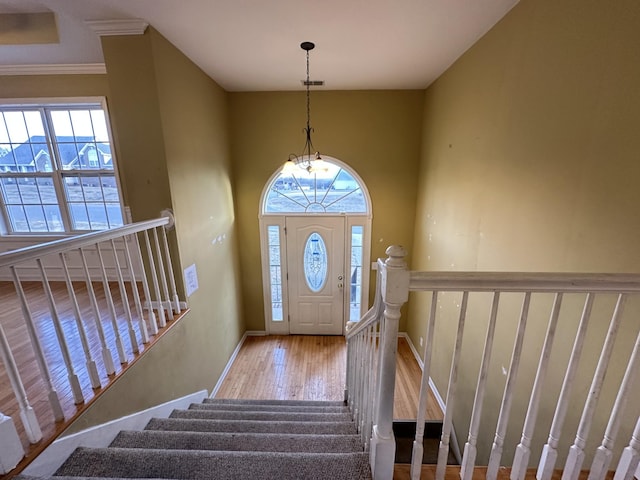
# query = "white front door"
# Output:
<box><xmin>286</xmin><ymin>216</ymin><xmax>345</xmax><ymax>335</ymax></box>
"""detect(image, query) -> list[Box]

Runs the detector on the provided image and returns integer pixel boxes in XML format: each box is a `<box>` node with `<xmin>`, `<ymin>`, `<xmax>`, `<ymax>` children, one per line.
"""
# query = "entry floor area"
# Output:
<box><xmin>214</xmin><ymin>334</ymin><xmax>444</xmax><ymax>421</ymax></box>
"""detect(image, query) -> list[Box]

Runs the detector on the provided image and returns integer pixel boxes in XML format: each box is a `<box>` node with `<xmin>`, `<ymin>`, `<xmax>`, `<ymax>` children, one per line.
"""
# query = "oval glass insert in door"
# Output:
<box><xmin>303</xmin><ymin>232</ymin><xmax>328</xmax><ymax>292</ymax></box>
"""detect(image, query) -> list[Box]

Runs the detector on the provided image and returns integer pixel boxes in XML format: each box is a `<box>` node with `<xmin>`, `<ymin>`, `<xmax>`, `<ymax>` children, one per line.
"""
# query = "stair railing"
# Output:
<box><xmin>0</xmin><ymin>213</ymin><xmax>185</xmax><ymax>473</ymax></box>
<box><xmin>347</xmin><ymin>245</ymin><xmax>640</xmax><ymax>480</ymax></box>
<box><xmin>345</xmin><ymin>246</ymin><xmax>410</xmax><ymax>480</ymax></box>
<box><xmin>407</xmin><ymin>269</ymin><xmax>640</xmax><ymax>480</ymax></box>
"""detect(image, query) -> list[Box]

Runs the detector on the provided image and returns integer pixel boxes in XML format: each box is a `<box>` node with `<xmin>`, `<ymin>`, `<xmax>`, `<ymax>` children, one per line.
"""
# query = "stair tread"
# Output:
<box><xmin>170</xmin><ymin>408</ymin><xmax>353</xmax><ymax>422</ymax></box>
<box><xmin>145</xmin><ymin>417</ymin><xmax>359</xmax><ymax>435</ymax></box>
<box><xmin>189</xmin><ymin>402</ymin><xmax>349</xmax><ymax>413</ymax></box>
<box><xmin>54</xmin><ymin>447</ymin><xmax>371</xmax><ymax>480</ymax></box>
<box><xmin>205</xmin><ymin>398</ymin><xmax>346</xmax><ymax>407</ymax></box>
<box><xmin>110</xmin><ymin>430</ymin><xmax>364</xmax><ymax>453</ymax></box>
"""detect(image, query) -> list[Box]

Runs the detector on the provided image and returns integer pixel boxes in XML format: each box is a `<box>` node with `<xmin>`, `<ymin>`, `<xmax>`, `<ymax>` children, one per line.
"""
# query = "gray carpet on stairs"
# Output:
<box><xmin>189</xmin><ymin>402</ymin><xmax>349</xmax><ymax>413</ymax></box>
<box><xmin>110</xmin><ymin>430</ymin><xmax>363</xmax><ymax>453</ymax></box>
<box><xmin>145</xmin><ymin>417</ymin><xmax>359</xmax><ymax>435</ymax></box>
<box><xmin>202</xmin><ymin>398</ymin><xmax>346</xmax><ymax>406</ymax></box>
<box><xmin>43</xmin><ymin>399</ymin><xmax>372</xmax><ymax>479</ymax></box>
<box><xmin>169</xmin><ymin>408</ymin><xmax>353</xmax><ymax>422</ymax></box>
<box><xmin>54</xmin><ymin>447</ymin><xmax>371</xmax><ymax>480</ymax></box>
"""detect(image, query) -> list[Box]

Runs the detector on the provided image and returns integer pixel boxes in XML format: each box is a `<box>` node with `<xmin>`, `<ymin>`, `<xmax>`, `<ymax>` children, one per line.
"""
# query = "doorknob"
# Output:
<box><xmin>338</xmin><ymin>283</ymin><xmax>343</xmax><ymax>289</ymax></box>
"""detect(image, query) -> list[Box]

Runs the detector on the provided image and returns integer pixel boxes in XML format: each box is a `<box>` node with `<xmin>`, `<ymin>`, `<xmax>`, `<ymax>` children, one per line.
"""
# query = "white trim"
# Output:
<box><xmin>0</xmin><ymin>64</ymin><xmax>106</xmax><ymax>76</ymax></box>
<box><xmin>23</xmin><ymin>389</ymin><xmax>208</xmax><ymax>477</ymax></box>
<box><xmin>86</xmin><ymin>19</ymin><xmax>149</xmax><ymax>36</ymax></box>
<box><xmin>210</xmin><ymin>331</ymin><xmax>266</xmax><ymax>397</ymax></box>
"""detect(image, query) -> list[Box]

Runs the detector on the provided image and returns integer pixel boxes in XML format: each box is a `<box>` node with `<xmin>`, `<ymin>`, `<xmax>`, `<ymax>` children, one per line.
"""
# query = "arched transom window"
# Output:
<box><xmin>263</xmin><ymin>162</ymin><xmax>367</xmax><ymax>214</ymax></box>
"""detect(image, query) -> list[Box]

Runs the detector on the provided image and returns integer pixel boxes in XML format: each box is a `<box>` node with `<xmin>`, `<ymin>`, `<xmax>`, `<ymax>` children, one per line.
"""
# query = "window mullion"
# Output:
<box><xmin>53</xmin><ymin>171</ymin><xmax>73</xmax><ymax>232</ymax></box>
<box><xmin>43</xmin><ymin>107</ymin><xmax>74</xmax><ymax>232</ymax></box>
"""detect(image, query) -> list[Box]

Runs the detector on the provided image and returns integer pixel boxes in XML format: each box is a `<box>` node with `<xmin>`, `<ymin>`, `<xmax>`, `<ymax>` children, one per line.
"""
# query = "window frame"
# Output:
<box><xmin>0</xmin><ymin>97</ymin><xmax>126</xmax><ymax>236</ymax></box>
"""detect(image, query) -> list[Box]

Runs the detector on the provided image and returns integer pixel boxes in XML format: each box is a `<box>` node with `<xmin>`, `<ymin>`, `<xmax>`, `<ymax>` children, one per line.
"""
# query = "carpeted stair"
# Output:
<box><xmin>47</xmin><ymin>399</ymin><xmax>372</xmax><ymax>480</ymax></box>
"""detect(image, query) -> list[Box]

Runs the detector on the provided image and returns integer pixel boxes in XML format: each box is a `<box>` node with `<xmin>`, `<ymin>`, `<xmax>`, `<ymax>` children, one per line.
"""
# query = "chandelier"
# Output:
<box><xmin>282</xmin><ymin>41</ymin><xmax>327</xmax><ymax>175</ymax></box>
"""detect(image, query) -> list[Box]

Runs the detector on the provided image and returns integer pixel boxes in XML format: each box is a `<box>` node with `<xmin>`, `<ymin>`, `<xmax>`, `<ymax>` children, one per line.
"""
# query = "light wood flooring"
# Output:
<box><xmin>214</xmin><ymin>334</ymin><xmax>443</xmax><ymax>421</ymax></box>
<box><xmin>0</xmin><ymin>280</ymin><xmax>187</xmax><ymax>477</ymax></box>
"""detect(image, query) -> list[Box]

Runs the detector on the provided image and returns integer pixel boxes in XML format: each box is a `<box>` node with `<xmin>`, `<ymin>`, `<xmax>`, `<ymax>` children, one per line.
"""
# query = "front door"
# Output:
<box><xmin>286</xmin><ymin>216</ymin><xmax>345</xmax><ymax>335</ymax></box>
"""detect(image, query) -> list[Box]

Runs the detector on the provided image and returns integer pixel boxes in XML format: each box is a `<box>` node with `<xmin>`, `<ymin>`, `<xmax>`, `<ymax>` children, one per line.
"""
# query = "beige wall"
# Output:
<box><xmin>409</xmin><ymin>0</ymin><xmax>640</xmax><ymax>467</ymax></box>
<box><xmin>64</xmin><ymin>28</ymin><xmax>244</xmax><ymax>432</ymax></box>
<box><xmin>229</xmin><ymin>90</ymin><xmax>424</xmax><ymax>332</ymax></box>
<box><xmin>0</xmin><ymin>74</ymin><xmax>109</xmax><ymax>99</ymax></box>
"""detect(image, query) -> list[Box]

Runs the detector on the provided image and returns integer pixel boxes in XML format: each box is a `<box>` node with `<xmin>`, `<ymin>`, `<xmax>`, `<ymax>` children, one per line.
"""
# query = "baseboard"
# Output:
<box><xmin>399</xmin><ymin>332</ymin><xmax>462</xmax><ymax>464</ymax></box>
<box><xmin>209</xmin><ymin>330</ymin><xmax>266</xmax><ymax>398</ymax></box>
<box><xmin>23</xmin><ymin>389</ymin><xmax>208</xmax><ymax>477</ymax></box>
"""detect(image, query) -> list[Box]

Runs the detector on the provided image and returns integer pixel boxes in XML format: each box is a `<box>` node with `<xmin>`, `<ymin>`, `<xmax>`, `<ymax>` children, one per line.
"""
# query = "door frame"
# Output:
<box><xmin>259</xmin><ymin>156</ymin><xmax>372</xmax><ymax>335</ymax></box>
<box><xmin>259</xmin><ymin>212</ymin><xmax>372</xmax><ymax>335</ymax></box>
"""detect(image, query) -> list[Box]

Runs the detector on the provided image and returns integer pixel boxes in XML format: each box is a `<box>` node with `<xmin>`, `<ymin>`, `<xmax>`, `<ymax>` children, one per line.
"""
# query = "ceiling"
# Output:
<box><xmin>0</xmin><ymin>0</ymin><xmax>519</xmax><ymax>92</ymax></box>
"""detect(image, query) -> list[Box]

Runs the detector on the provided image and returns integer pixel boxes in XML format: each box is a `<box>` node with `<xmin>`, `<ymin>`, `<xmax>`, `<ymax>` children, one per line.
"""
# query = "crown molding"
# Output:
<box><xmin>0</xmin><ymin>63</ymin><xmax>107</xmax><ymax>76</ymax></box>
<box><xmin>86</xmin><ymin>19</ymin><xmax>149</xmax><ymax>36</ymax></box>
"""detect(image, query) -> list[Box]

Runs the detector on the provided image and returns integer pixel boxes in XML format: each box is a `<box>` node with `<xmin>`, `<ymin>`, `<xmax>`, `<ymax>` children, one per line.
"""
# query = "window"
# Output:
<box><xmin>350</xmin><ymin>225</ymin><xmax>363</xmax><ymax>321</ymax></box>
<box><xmin>264</xmin><ymin>162</ymin><xmax>367</xmax><ymax>214</ymax></box>
<box><xmin>267</xmin><ymin>225</ymin><xmax>283</xmax><ymax>321</ymax></box>
<box><xmin>0</xmin><ymin>101</ymin><xmax>124</xmax><ymax>233</ymax></box>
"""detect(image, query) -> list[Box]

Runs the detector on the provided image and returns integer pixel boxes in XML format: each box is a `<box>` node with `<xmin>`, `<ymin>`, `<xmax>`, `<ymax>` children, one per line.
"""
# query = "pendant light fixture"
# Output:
<box><xmin>282</xmin><ymin>41</ymin><xmax>327</xmax><ymax>175</ymax></box>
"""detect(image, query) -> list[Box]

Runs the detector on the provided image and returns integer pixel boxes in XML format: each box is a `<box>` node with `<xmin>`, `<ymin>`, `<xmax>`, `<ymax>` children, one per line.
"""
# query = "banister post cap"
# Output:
<box><xmin>385</xmin><ymin>245</ymin><xmax>407</xmax><ymax>268</ymax></box>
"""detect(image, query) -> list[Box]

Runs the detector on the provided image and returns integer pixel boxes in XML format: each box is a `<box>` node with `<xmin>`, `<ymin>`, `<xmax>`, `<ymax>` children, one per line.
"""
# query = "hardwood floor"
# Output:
<box><xmin>0</xmin><ymin>280</ymin><xmax>187</xmax><ymax>476</ymax></box>
<box><xmin>214</xmin><ymin>334</ymin><xmax>444</xmax><ymax>421</ymax></box>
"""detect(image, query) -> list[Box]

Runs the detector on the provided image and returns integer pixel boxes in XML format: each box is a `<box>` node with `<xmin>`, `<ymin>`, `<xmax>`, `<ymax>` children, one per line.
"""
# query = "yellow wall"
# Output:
<box><xmin>229</xmin><ymin>90</ymin><xmax>424</xmax><ymax>331</ymax></box>
<box><xmin>64</xmin><ymin>28</ymin><xmax>244</xmax><ymax>432</ymax></box>
<box><xmin>409</xmin><ymin>0</ymin><xmax>640</xmax><ymax>467</ymax></box>
<box><xmin>0</xmin><ymin>74</ymin><xmax>108</xmax><ymax>98</ymax></box>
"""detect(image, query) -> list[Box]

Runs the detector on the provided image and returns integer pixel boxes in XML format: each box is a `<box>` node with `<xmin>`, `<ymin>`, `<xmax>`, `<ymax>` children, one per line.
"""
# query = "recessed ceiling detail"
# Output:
<box><xmin>0</xmin><ymin>12</ymin><xmax>58</xmax><ymax>45</ymax></box>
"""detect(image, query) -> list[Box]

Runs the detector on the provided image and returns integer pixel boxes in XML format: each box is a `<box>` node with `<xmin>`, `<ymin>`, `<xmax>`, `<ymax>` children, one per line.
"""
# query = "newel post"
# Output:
<box><xmin>370</xmin><ymin>245</ymin><xmax>410</xmax><ymax>480</ymax></box>
<box><xmin>0</xmin><ymin>413</ymin><xmax>24</xmax><ymax>474</ymax></box>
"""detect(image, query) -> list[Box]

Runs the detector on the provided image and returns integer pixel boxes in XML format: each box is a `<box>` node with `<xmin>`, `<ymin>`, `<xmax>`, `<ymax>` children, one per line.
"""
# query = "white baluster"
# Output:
<box><xmin>144</xmin><ymin>230</ymin><xmax>166</xmax><ymax>327</ymax></box>
<box><xmin>153</xmin><ymin>227</ymin><xmax>174</xmax><ymax>321</ymax></box>
<box><xmin>122</xmin><ymin>236</ymin><xmax>149</xmax><ymax>344</ymax></box>
<box><xmin>563</xmin><ymin>294</ymin><xmax>626</xmax><ymax>480</ymax></box>
<box><xmin>94</xmin><ymin>244</ymin><xmax>127</xmax><ymax>364</ymax></box>
<box><xmin>487</xmin><ymin>292</ymin><xmax>531</xmax><ymax>480</ymax></box>
<box><xmin>36</xmin><ymin>258</ymin><xmax>84</xmax><ymax>405</ymax></box>
<box><xmin>361</xmin><ymin>327</ymin><xmax>372</xmax><ymax>441</ymax></box>
<box><xmin>588</xmin><ymin>326</ymin><xmax>640</xmax><ymax>480</ymax></box>
<box><xmin>346</xmin><ymin>337</ymin><xmax>353</xmax><ymax>405</ymax></box>
<box><xmin>59</xmin><ymin>252</ymin><xmax>101</xmax><ymax>389</ymax></box>
<box><xmin>614</xmin><ymin>416</ymin><xmax>640</xmax><ymax>480</ymax></box>
<box><xmin>461</xmin><ymin>292</ymin><xmax>501</xmax><ymax>480</ymax></box>
<box><xmin>0</xmin><ymin>323</ymin><xmax>42</xmax><ymax>443</ymax></box>
<box><xmin>411</xmin><ymin>291</ymin><xmax>438</xmax><ymax>480</ymax></box>
<box><xmin>133</xmin><ymin>233</ymin><xmax>158</xmax><ymax>335</ymax></box>
<box><xmin>110</xmin><ymin>239</ymin><xmax>139</xmax><ymax>354</ymax></box>
<box><xmin>10</xmin><ymin>267</ymin><xmax>64</xmax><ymax>422</ymax></box>
<box><xmin>161</xmin><ymin>225</ymin><xmax>181</xmax><ymax>313</ymax></box>
<box><xmin>538</xmin><ymin>293</ymin><xmax>594</xmax><ymax>480</ymax></box>
<box><xmin>436</xmin><ymin>291</ymin><xmax>469</xmax><ymax>480</ymax></box>
<box><xmin>512</xmin><ymin>293</ymin><xmax>563</xmax><ymax>480</ymax></box>
<box><xmin>79</xmin><ymin>247</ymin><xmax>116</xmax><ymax>375</ymax></box>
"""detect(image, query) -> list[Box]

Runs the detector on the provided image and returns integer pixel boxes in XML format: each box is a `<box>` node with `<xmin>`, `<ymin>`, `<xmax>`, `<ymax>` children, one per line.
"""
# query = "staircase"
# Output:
<box><xmin>21</xmin><ymin>398</ymin><xmax>371</xmax><ymax>480</ymax></box>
